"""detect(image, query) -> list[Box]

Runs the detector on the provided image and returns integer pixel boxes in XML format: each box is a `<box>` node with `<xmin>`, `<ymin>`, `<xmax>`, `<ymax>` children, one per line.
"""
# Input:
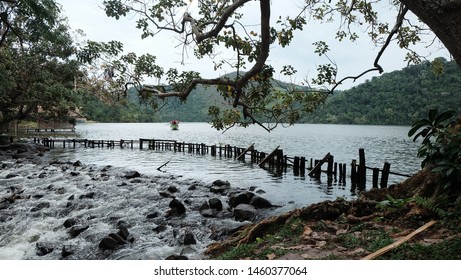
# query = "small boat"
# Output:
<box><xmin>170</xmin><ymin>120</ymin><xmax>179</xmax><ymax>130</ymax></box>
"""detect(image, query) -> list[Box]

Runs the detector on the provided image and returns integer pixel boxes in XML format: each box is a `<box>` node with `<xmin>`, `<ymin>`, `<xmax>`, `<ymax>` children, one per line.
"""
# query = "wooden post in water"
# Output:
<box><xmin>293</xmin><ymin>157</ymin><xmax>300</xmax><ymax>175</ymax></box>
<box><xmin>380</xmin><ymin>162</ymin><xmax>391</xmax><ymax>188</ymax></box>
<box><xmin>351</xmin><ymin>160</ymin><xmax>357</xmax><ymax>185</ymax></box>
<box><xmin>327</xmin><ymin>155</ymin><xmax>334</xmax><ymax>178</ymax></box>
<box><xmin>372</xmin><ymin>168</ymin><xmax>380</xmax><ymax>188</ymax></box>
<box><xmin>300</xmin><ymin>157</ymin><xmax>306</xmax><ymax>176</ymax></box>
<box><xmin>358</xmin><ymin>148</ymin><xmax>366</xmax><ymax>189</ymax></box>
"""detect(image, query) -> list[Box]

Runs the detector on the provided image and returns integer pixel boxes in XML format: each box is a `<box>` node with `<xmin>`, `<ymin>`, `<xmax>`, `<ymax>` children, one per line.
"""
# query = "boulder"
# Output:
<box><xmin>36</xmin><ymin>242</ymin><xmax>54</xmax><ymax>256</ymax></box>
<box><xmin>63</xmin><ymin>218</ymin><xmax>78</xmax><ymax>228</ymax></box>
<box><xmin>30</xmin><ymin>202</ymin><xmax>50</xmax><ymax>212</ymax></box>
<box><xmin>228</xmin><ymin>192</ymin><xmax>254</xmax><ymax>208</ymax></box>
<box><xmin>69</xmin><ymin>225</ymin><xmax>89</xmax><ymax>238</ymax></box>
<box><xmin>99</xmin><ymin>236</ymin><xmax>120</xmax><ymax>250</ymax></box>
<box><xmin>183</xmin><ymin>232</ymin><xmax>197</xmax><ymax>245</ymax></box>
<box><xmin>123</xmin><ymin>171</ymin><xmax>141</xmax><ymax>179</ymax></box>
<box><xmin>209</xmin><ymin>180</ymin><xmax>231</xmax><ymax>194</ymax></box>
<box><xmin>169</xmin><ymin>199</ymin><xmax>186</xmax><ymax>216</ymax></box>
<box><xmin>61</xmin><ymin>245</ymin><xmax>75</xmax><ymax>258</ymax></box>
<box><xmin>208</xmin><ymin>198</ymin><xmax>223</xmax><ymax>211</ymax></box>
<box><xmin>250</xmin><ymin>195</ymin><xmax>273</xmax><ymax>208</ymax></box>
<box><xmin>233</xmin><ymin>204</ymin><xmax>257</xmax><ymax>222</ymax></box>
<box><xmin>165</xmin><ymin>255</ymin><xmax>188</xmax><ymax>260</ymax></box>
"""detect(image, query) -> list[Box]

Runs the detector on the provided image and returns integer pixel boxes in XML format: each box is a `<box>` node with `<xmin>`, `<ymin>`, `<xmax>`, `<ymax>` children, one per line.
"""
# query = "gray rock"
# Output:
<box><xmin>169</xmin><ymin>198</ymin><xmax>186</xmax><ymax>216</ymax></box>
<box><xmin>69</xmin><ymin>225</ymin><xmax>89</xmax><ymax>238</ymax></box>
<box><xmin>250</xmin><ymin>195</ymin><xmax>273</xmax><ymax>208</ymax></box>
<box><xmin>36</xmin><ymin>242</ymin><xmax>54</xmax><ymax>256</ymax></box>
<box><xmin>123</xmin><ymin>171</ymin><xmax>141</xmax><ymax>179</ymax></box>
<box><xmin>208</xmin><ymin>198</ymin><xmax>223</xmax><ymax>211</ymax></box>
<box><xmin>99</xmin><ymin>236</ymin><xmax>120</xmax><ymax>250</ymax></box>
<box><xmin>233</xmin><ymin>204</ymin><xmax>257</xmax><ymax>222</ymax></box>
<box><xmin>228</xmin><ymin>192</ymin><xmax>254</xmax><ymax>208</ymax></box>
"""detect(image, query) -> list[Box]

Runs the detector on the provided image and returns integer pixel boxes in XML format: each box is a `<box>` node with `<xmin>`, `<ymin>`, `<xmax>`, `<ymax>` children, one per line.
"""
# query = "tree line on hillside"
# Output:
<box><xmin>303</xmin><ymin>57</ymin><xmax>461</xmax><ymax>125</ymax></box>
<box><xmin>77</xmin><ymin>58</ymin><xmax>461</xmax><ymax>125</ymax></box>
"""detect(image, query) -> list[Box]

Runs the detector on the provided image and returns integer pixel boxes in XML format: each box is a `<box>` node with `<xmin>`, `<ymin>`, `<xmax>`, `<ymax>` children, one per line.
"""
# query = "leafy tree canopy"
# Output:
<box><xmin>74</xmin><ymin>0</ymin><xmax>454</xmax><ymax>131</ymax></box>
<box><xmin>0</xmin><ymin>0</ymin><xmax>84</xmax><ymax>131</ymax></box>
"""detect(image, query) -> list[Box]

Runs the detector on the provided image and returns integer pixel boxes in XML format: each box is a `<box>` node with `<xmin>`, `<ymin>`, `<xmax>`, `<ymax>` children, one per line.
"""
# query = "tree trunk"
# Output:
<box><xmin>400</xmin><ymin>0</ymin><xmax>461</xmax><ymax>67</ymax></box>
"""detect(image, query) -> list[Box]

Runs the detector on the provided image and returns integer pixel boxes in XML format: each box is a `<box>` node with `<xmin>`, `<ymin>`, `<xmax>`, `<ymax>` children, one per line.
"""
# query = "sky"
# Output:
<box><xmin>56</xmin><ymin>0</ymin><xmax>450</xmax><ymax>90</ymax></box>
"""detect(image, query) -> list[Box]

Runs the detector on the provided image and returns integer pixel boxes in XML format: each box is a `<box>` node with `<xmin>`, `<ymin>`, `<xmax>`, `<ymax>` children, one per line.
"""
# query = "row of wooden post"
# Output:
<box><xmin>34</xmin><ymin>138</ymin><xmax>401</xmax><ymax>189</ymax></box>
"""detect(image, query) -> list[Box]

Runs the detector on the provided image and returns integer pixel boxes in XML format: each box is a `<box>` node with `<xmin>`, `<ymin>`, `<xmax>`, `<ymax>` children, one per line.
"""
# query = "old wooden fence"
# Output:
<box><xmin>33</xmin><ymin>138</ymin><xmax>412</xmax><ymax>189</ymax></box>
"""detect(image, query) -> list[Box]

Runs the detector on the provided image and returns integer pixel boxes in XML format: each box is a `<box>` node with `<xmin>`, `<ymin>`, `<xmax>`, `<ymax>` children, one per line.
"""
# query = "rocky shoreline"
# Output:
<box><xmin>0</xmin><ymin>143</ymin><xmax>279</xmax><ymax>259</ymax></box>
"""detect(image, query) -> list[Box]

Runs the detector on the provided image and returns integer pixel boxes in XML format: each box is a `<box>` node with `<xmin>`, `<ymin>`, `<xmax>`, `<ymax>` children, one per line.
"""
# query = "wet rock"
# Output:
<box><xmin>250</xmin><ymin>195</ymin><xmax>273</xmax><ymax>208</ymax></box>
<box><xmin>208</xmin><ymin>198</ymin><xmax>223</xmax><ymax>211</ymax></box>
<box><xmin>159</xmin><ymin>191</ymin><xmax>173</xmax><ymax>198</ymax></box>
<box><xmin>5</xmin><ymin>172</ymin><xmax>19</xmax><ymax>179</ymax></box>
<box><xmin>30</xmin><ymin>202</ymin><xmax>50</xmax><ymax>212</ymax></box>
<box><xmin>73</xmin><ymin>160</ymin><xmax>82</xmax><ymax>167</ymax></box>
<box><xmin>61</xmin><ymin>245</ymin><xmax>75</xmax><ymax>258</ymax></box>
<box><xmin>38</xmin><ymin>172</ymin><xmax>47</xmax><ymax>178</ymax></box>
<box><xmin>188</xmin><ymin>184</ymin><xmax>198</xmax><ymax>190</ymax></box>
<box><xmin>168</xmin><ymin>199</ymin><xmax>186</xmax><ymax>216</ymax></box>
<box><xmin>69</xmin><ymin>225</ymin><xmax>89</xmax><ymax>238</ymax></box>
<box><xmin>63</xmin><ymin>218</ymin><xmax>78</xmax><ymax>228</ymax></box>
<box><xmin>183</xmin><ymin>232</ymin><xmax>196</xmax><ymax>245</ymax></box>
<box><xmin>167</xmin><ymin>186</ymin><xmax>179</xmax><ymax>193</ymax></box>
<box><xmin>36</xmin><ymin>242</ymin><xmax>54</xmax><ymax>256</ymax></box>
<box><xmin>130</xmin><ymin>178</ymin><xmax>143</xmax><ymax>183</ymax></box>
<box><xmin>153</xmin><ymin>224</ymin><xmax>168</xmax><ymax>234</ymax></box>
<box><xmin>0</xmin><ymin>201</ymin><xmax>10</xmax><ymax>210</ymax></box>
<box><xmin>200</xmin><ymin>208</ymin><xmax>218</xmax><ymax>218</ymax></box>
<box><xmin>212</xmin><ymin>180</ymin><xmax>230</xmax><ymax>187</ymax></box>
<box><xmin>228</xmin><ymin>192</ymin><xmax>254</xmax><ymax>208</ymax></box>
<box><xmin>146</xmin><ymin>211</ymin><xmax>160</xmax><ymax>219</ymax></box>
<box><xmin>233</xmin><ymin>204</ymin><xmax>257</xmax><ymax>222</ymax></box>
<box><xmin>101</xmin><ymin>165</ymin><xmax>112</xmax><ymax>172</ymax></box>
<box><xmin>109</xmin><ymin>233</ymin><xmax>127</xmax><ymax>245</ymax></box>
<box><xmin>124</xmin><ymin>171</ymin><xmax>141</xmax><ymax>179</ymax></box>
<box><xmin>99</xmin><ymin>236</ymin><xmax>120</xmax><ymax>250</ymax></box>
<box><xmin>165</xmin><ymin>255</ymin><xmax>188</xmax><ymax>260</ymax></box>
<box><xmin>70</xmin><ymin>171</ymin><xmax>80</xmax><ymax>176</ymax></box>
<box><xmin>209</xmin><ymin>180</ymin><xmax>231</xmax><ymax>194</ymax></box>
<box><xmin>117</xmin><ymin>223</ymin><xmax>130</xmax><ymax>240</ymax></box>
<box><xmin>79</xmin><ymin>192</ymin><xmax>95</xmax><ymax>199</ymax></box>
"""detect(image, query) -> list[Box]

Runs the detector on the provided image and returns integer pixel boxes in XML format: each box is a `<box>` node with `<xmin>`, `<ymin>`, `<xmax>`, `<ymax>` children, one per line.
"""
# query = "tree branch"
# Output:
<box><xmin>183</xmin><ymin>0</ymin><xmax>252</xmax><ymax>43</ymax></box>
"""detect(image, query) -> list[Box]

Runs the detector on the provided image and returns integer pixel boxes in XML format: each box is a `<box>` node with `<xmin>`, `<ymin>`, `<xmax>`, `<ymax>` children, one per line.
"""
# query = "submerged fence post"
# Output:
<box><xmin>358</xmin><ymin>148</ymin><xmax>366</xmax><ymax>189</ymax></box>
<box><xmin>380</xmin><ymin>162</ymin><xmax>391</xmax><ymax>188</ymax></box>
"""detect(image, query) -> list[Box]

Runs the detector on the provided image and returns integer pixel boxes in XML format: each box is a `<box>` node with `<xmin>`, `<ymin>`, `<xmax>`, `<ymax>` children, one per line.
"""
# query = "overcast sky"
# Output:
<box><xmin>56</xmin><ymin>0</ymin><xmax>450</xmax><ymax>90</ymax></box>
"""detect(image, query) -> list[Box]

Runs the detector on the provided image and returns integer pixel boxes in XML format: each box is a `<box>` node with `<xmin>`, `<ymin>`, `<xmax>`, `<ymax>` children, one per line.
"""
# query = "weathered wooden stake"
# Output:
<box><xmin>372</xmin><ymin>168</ymin><xmax>380</xmax><ymax>188</ymax></box>
<box><xmin>358</xmin><ymin>148</ymin><xmax>366</xmax><ymax>189</ymax></box>
<box><xmin>380</xmin><ymin>162</ymin><xmax>391</xmax><ymax>188</ymax></box>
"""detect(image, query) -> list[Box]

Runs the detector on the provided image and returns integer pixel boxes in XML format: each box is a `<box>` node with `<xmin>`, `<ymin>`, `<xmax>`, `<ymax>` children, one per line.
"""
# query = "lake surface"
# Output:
<box><xmin>51</xmin><ymin>122</ymin><xmax>421</xmax><ymax>208</ymax></box>
<box><xmin>0</xmin><ymin>122</ymin><xmax>422</xmax><ymax>260</ymax></box>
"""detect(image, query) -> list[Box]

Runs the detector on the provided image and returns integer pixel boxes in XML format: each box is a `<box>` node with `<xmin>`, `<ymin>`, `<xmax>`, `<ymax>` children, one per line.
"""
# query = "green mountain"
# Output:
<box><xmin>302</xmin><ymin>57</ymin><xmax>461</xmax><ymax>125</ymax></box>
<box><xmin>76</xmin><ymin>57</ymin><xmax>461</xmax><ymax>125</ymax></box>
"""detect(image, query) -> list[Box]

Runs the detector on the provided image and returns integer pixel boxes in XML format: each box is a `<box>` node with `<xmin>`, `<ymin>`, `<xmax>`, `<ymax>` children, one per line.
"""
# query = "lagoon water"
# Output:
<box><xmin>57</xmin><ymin>122</ymin><xmax>421</xmax><ymax>206</ymax></box>
<box><xmin>0</xmin><ymin>122</ymin><xmax>422</xmax><ymax>260</ymax></box>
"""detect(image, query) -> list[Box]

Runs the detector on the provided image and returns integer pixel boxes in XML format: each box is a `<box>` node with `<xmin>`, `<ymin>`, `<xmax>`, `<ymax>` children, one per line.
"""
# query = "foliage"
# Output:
<box><xmin>303</xmin><ymin>58</ymin><xmax>461</xmax><ymax>125</ymax></box>
<box><xmin>409</xmin><ymin>109</ymin><xmax>461</xmax><ymax>190</ymax></box>
<box><xmin>74</xmin><ymin>0</ymin><xmax>439</xmax><ymax>131</ymax></box>
<box><xmin>0</xmin><ymin>0</ymin><xmax>83</xmax><ymax>132</ymax></box>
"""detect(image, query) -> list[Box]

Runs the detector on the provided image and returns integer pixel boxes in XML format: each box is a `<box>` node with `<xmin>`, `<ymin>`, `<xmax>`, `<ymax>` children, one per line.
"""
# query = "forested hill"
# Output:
<box><xmin>302</xmin><ymin>57</ymin><xmax>461</xmax><ymax>125</ymax></box>
<box><xmin>77</xmin><ymin>57</ymin><xmax>461</xmax><ymax>125</ymax></box>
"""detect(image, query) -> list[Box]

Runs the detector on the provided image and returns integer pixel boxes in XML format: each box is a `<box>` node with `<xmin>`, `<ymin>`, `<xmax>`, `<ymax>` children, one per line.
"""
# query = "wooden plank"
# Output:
<box><xmin>362</xmin><ymin>220</ymin><xmax>437</xmax><ymax>260</ymax></box>
<box><xmin>308</xmin><ymin>153</ymin><xmax>331</xmax><ymax>177</ymax></box>
<box><xmin>236</xmin><ymin>143</ymin><xmax>255</xmax><ymax>160</ymax></box>
<box><xmin>258</xmin><ymin>145</ymin><xmax>280</xmax><ymax>167</ymax></box>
